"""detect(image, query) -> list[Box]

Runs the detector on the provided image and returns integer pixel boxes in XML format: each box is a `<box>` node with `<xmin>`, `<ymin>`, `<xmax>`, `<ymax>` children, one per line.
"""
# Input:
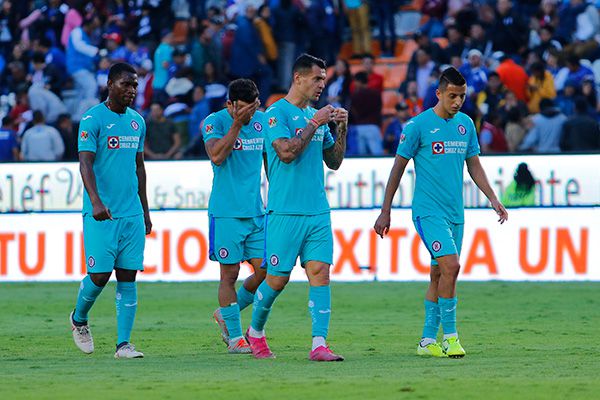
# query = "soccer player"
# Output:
<box><xmin>373</xmin><ymin>67</ymin><xmax>508</xmax><ymax>358</ymax></box>
<box><xmin>203</xmin><ymin>79</ymin><xmax>267</xmax><ymax>354</ymax></box>
<box><xmin>69</xmin><ymin>63</ymin><xmax>151</xmax><ymax>359</ymax></box>
<box><xmin>246</xmin><ymin>54</ymin><xmax>348</xmax><ymax>361</ymax></box>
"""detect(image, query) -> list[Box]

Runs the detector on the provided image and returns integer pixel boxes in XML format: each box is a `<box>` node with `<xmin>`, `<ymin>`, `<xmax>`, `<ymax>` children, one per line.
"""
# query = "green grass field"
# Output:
<box><xmin>1</xmin><ymin>282</ymin><xmax>598</xmax><ymax>399</ymax></box>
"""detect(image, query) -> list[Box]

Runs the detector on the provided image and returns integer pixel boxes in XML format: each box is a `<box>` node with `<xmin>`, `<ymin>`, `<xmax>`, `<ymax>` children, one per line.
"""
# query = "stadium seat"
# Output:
<box><xmin>432</xmin><ymin>37</ymin><xmax>449</xmax><ymax>49</ymax></box>
<box><xmin>381</xmin><ymin>90</ymin><xmax>400</xmax><ymax>115</ymax></box>
<box><xmin>398</xmin><ymin>40</ymin><xmax>418</xmax><ymax>63</ymax></box>
<box><xmin>384</xmin><ymin>64</ymin><xmax>408</xmax><ymax>90</ymax></box>
<box><xmin>266</xmin><ymin>93</ymin><xmax>285</xmax><ymax>107</ymax></box>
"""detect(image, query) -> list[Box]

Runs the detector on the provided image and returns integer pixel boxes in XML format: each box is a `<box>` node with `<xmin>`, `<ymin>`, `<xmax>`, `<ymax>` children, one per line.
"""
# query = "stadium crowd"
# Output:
<box><xmin>0</xmin><ymin>0</ymin><xmax>599</xmax><ymax>162</ymax></box>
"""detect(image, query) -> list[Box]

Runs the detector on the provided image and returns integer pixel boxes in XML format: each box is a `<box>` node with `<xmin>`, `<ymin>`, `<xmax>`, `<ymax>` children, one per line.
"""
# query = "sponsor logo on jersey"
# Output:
<box><xmin>233</xmin><ymin>138</ymin><xmax>243</xmax><ymax>150</ymax></box>
<box><xmin>458</xmin><ymin>124</ymin><xmax>467</xmax><ymax>135</ymax></box>
<box><xmin>432</xmin><ymin>141</ymin><xmax>445</xmax><ymax>154</ymax></box>
<box><xmin>295</xmin><ymin>128</ymin><xmax>303</xmax><ymax>136</ymax></box>
<box><xmin>108</xmin><ymin>136</ymin><xmax>120</xmax><ymax>149</ymax></box>
<box><xmin>205</xmin><ymin>124</ymin><xmax>213</xmax><ymax>133</ymax></box>
<box><xmin>270</xmin><ymin>254</ymin><xmax>279</xmax><ymax>266</ymax></box>
<box><xmin>80</xmin><ymin>131</ymin><xmax>88</xmax><ymax>141</ymax></box>
<box><xmin>131</xmin><ymin>120</ymin><xmax>139</xmax><ymax>131</ymax></box>
<box><xmin>268</xmin><ymin>117</ymin><xmax>277</xmax><ymax>127</ymax></box>
<box><xmin>432</xmin><ymin>241</ymin><xmax>442</xmax><ymax>252</ymax></box>
<box><xmin>219</xmin><ymin>248</ymin><xmax>229</xmax><ymax>258</ymax></box>
<box><xmin>253</xmin><ymin>122</ymin><xmax>263</xmax><ymax>132</ymax></box>
<box><xmin>399</xmin><ymin>133</ymin><xmax>406</xmax><ymax>144</ymax></box>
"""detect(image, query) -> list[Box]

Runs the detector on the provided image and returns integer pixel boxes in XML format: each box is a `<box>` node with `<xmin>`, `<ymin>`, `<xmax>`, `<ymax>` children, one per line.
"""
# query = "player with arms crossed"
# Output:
<box><xmin>374</xmin><ymin>67</ymin><xmax>508</xmax><ymax>358</ymax></box>
<box><xmin>204</xmin><ymin>79</ymin><xmax>267</xmax><ymax>353</ymax></box>
<box><xmin>69</xmin><ymin>63</ymin><xmax>152</xmax><ymax>358</ymax></box>
<box><xmin>246</xmin><ymin>54</ymin><xmax>348</xmax><ymax>361</ymax></box>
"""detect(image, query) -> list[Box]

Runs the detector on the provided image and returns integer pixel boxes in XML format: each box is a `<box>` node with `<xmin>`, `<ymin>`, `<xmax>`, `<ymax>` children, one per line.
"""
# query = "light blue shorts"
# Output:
<box><xmin>264</xmin><ymin>213</ymin><xmax>333</xmax><ymax>276</ymax></box>
<box><xmin>209</xmin><ymin>215</ymin><xmax>264</xmax><ymax>264</ymax></box>
<box><xmin>83</xmin><ymin>214</ymin><xmax>146</xmax><ymax>273</ymax></box>
<box><xmin>413</xmin><ymin>216</ymin><xmax>464</xmax><ymax>267</ymax></box>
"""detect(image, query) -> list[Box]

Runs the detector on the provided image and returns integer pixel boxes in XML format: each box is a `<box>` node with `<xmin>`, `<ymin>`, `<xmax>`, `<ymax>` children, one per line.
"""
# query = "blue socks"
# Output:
<box><xmin>309</xmin><ymin>286</ymin><xmax>331</xmax><ymax>338</ymax></box>
<box><xmin>237</xmin><ymin>285</ymin><xmax>255</xmax><ymax>312</ymax></box>
<box><xmin>422</xmin><ymin>299</ymin><xmax>441</xmax><ymax>340</ymax></box>
<box><xmin>116</xmin><ymin>282</ymin><xmax>137</xmax><ymax>345</ymax></box>
<box><xmin>74</xmin><ymin>275</ymin><xmax>103</xmax><ymax>324</ymax></box>
<box><xmin>251</xmin><ymin>281</ymin><xmax>281</xmax><ymax>331</ymax></box>
<box><xmin>438</xmin><ymin>296</ymin><xmax>458</xmax><ymax>336</ymax></box>
<box><xmin>221</xmin><ymin>303</ymin><xmax>243</xmax><ymax>339</ymax></box>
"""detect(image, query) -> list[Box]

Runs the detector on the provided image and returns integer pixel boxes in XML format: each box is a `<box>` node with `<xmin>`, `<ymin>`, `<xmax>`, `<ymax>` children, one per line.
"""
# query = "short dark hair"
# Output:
<box><xmin>574</xmin><ymin>96</ymin><xmax>589</xmax><ymax>113</ymax></box>
<box><xmin>439</xmin><ymin>67</ymin><xmax>466</xmax><ymax>91</ymax></box>
<box><xmin>57</xmin><ymin>113</ymin><xmax>71</xmax><ymax>124</ymax></box>
<box><xmin>2</xmin><ymin>115</ymin><xmax>12</xmax><ymax>126</ymax></box>
<box><xmin>33</xmin><ymin>110</ymin><xmax>45</xmax><ymax>123</ymax></box>
<box><xmin>228</xmin><ymin>79</ymin><xmax>259</xmax><ymax>103</ymax></box>
<box><xmin>292</xmin><ymin>53</ymin><xmax>326</xmax><ymax>75</ymax></box>
<box><xmin>108</xmin><ymin>62</ymin><xmax>137</xmax><ymax>82</ymax></box>
<box><xmin>354</xmin><ymin>71</ymin><xmax>368</xmax><ymax>84</ymax></box>
<box><xmin>32</xmin><ymin>51</ymin><xmax>46</xmax><ymax>64</ymax></box>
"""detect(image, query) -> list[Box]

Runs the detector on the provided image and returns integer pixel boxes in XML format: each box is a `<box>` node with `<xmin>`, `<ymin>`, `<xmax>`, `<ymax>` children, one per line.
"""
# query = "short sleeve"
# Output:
<box><xmin>137</xmin><ymin>118</ymin><xmax>146</xmax><ymax>153</ymax></box>
<box><xmin>466</xmin><ymin>117</ymin><xmax>481</xmax><ymax>158</ymax></box>
<box><xmin>323</xmin><ymin>123</ymin><xmax>334</xmax><ymax>150</ymax></box>
<box><xmin>202</xmin><ymin>113</ymin><xmax>223</xmax><ymax>142</ymax></box>
<box><xmin>265</xmin><ymin>105</ymin><xmax>291</xmax><ymax>141</ymax></box>
<box><xmin>78</xmin><ymin>112</ymin><xmax>100</xmax><ymax>153</ymax></box>
<box><xmin>395</xmin><ymin>118</ymin><xmax>420</xmax><ymax>159</ymax></box>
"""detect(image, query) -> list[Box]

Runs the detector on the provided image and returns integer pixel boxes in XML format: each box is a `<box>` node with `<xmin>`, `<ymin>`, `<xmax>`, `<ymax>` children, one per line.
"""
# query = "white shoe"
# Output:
<box><xmin>114</xmin><ymin>343</ymin><xmax>144</xmax><ymax>359</ymax></box>
<box><xmin>69</xmin><ymin>311</ymin><xmax>94</xmax><ymax>354</ymax></box>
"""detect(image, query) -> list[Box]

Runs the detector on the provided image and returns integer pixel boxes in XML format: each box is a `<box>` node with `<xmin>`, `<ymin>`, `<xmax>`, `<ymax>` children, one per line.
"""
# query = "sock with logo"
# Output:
<box><xmin>116</xmin><ymin>282</ymin><xmax>137</xmax><ymax>345</ymax></box>
<box><xmin>309</xmin><ymin>285</ymin><xmax>331</xmax><ymax>338</ymax></box>
<box><xmin>438</xmin><ymin>296</ymin><xmax>458</xmax><ymax>336</ymax></box>
<box><xmin>421</xmin><ymin>299</ymin><xmax>441</xmax><ymax>341</ymax></box>
<box><xmin>73</xmin><ymin>275</ymin><xmax>104</xmax><ymax>324</ymax></box>
<box><xmin>250</xmin><ymin>281</ymin><xmax>281</xmax><ymax>332</ymax></box>
<box><xmin>220</xmin><ymin>303</ymin><xmax>243</xmax><ymax>340</ymax></box>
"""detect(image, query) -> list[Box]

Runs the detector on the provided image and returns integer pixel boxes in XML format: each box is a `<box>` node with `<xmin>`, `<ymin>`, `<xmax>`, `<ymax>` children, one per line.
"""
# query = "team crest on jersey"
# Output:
<box><xmin>219</xmin><ymin>248</ymin><xmax>229</xmax><ymax>259</ymax></box>
<box><xmin>268</xmin><ymin>117</ymin><xmax>277</xmax><ymax>127</ymax></box>
<box><xmin>108</xmin><ymin>136</ymin><xmax>120</xmax><ymax>149</ymax></box>
<box><xmin>131</xmin><ymin>120</ymin><xmax>139</xmax><ymax>131</ymax></box>
<box><xmin>80</xmin><ymin>131</ymin><xmax>88</xmax><ymax>141</ymax></box>
<box><xmin>432</xmin><ymin>141</ymin><xmax>444</xmax><ymax>154</ymax></box>
<box><xmin>270</xmin><ymin>254</ymin><xmax>279</xmax><ymax>266</ymax></box>
<box><xmin>295</xmin><ymin>128</ymin><xmax>303</xmax><ymax>136</ymax></box>
<box><xmin>205</xmin><ymin>124</ymin><xmax>213</xmax><ymax>133</ymax></box>
<box><xmin>233</xmin><ymin>138</ymin><xmax>243</xmax><ymax>150</ymax></box>
<box><xmin>87</xmin><ymin>256</ymin><xmax>95</xmax><ymax>268</ymax></box>
<box><xmin>432</xmin><ymin>241</ymin><xmax>442</xmax><ymax>252</ymax></box>
<box><xmin>399</xmin><ymin>133</ymin><xmax>406</xmax><ymax>144</ymax></box>
<box><xmin>253</xmin><ymin>122</ymin><xmax>263</xmax><ymax>132</ymax></box>
<box><xmin>457</xmin><ymin>124</ymin><xmax>466</xmax><ymax>135</ymax></box>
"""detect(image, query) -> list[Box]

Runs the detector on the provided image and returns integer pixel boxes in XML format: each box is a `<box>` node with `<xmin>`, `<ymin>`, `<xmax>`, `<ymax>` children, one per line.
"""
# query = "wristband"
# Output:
<box><xmin>309</xmin><ymin>118</ymin><xmax>319</xmax><ymax>127</ymax></box>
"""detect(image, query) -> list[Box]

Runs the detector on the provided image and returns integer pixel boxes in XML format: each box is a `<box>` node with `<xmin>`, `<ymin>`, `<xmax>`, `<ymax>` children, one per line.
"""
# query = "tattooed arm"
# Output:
<box><xmin>323</xmin><ymin>107</ymin><xmax>348</xmax><ymax>170</ymax></box>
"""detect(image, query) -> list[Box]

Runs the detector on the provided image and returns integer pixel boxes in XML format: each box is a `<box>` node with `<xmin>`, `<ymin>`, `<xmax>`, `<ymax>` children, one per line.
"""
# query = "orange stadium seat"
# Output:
<box><xmin>398</xmin><ymin>39</ymin><xmax>418</xmax><ymax>63</ymax></box>
<box><xmin>433</xmin><ymin>37</ymin><xmax>449</xmax><ymax>48</ymax></box>
<box><xmin>381</xmin><ymin>90</ymin><xmax>399</xmax><ymax>115</ymax></box>
<box><xmin>384</xmin><ymin>64</ymin><xmax>408</xmax><ymax>90</ymax></box>
<box><xmin>266</xmin><ymin>93</ymin><xmax>285</xmax><ymax>107</ymax></box>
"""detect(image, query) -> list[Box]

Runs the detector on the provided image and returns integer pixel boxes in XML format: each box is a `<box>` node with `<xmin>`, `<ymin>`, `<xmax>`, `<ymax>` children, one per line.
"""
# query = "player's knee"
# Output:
<box><xmin>115</xmin><ymin>268</ymin><xmax>137</xmax><ymax>282</ymax></box>
<box><xmin>430</xmin><ymin>266</ymin><xmax>441</xmax><ymax>281</ymax></box>
<box><xmin>442</xmin><ymin>262</ymin><xmax>460</xmax><ymax>279</ymax></box>
<box><xmin>89</xmin><ymin>272</ymin><xmax>111</xmax><ymax>287</ymax></box>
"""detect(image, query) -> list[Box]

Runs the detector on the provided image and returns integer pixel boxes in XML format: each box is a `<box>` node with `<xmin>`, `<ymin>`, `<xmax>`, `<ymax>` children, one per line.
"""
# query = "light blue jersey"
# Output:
<box><xmin>396</xmin><ymin>108</ymin><xmax>480</xmax><ymax>223</ymax></box>
<box><xmin>78</xmin><ymin>103</ymin><xmax>146</xmax><ymax>218</ymax></box>
<box><xmin>264</xmin><ymin>99</ymin><xmax>335</xmax><ymax>215</ymax></box>
<box><xmin>203</xmin><ymin>109</ymin><xmax>266</xmax><ymax>218</ymax></box>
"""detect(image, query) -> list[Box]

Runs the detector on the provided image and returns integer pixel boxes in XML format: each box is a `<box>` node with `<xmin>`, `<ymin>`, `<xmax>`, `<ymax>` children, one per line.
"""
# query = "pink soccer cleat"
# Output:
<box><xmin>309</xmin><ymin>345</ymin><xmax>344</xmax><ymax>362</ymax></box>
<box><xmin>245</xmin><ymin>328</ymin><xmax>275</xmax><ymax>359</ymax></box>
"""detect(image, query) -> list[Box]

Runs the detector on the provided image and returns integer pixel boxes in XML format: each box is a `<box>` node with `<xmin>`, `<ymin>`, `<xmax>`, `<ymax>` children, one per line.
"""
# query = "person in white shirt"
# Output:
<box><xmin>20</xmin><ymin>110</ymin><xmax>65</xmax><ymax>161</ymax></box>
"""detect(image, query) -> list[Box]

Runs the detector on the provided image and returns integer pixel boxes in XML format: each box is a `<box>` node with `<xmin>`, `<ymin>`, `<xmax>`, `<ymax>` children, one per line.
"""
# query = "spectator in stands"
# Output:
<box><xmin>527</xmin><ymin>61</ymin><xmax>556</xmax><ymax>113</ymax></box>
<box><xmin>499</xmin><ymin>90</ymin><xmax>529</xmax><ymax>126</ymax></box>
<box><xmin>350</xmin><ymin>71</ymin><xmax>383</xmax><ymax>155</ymax></box>
<box><xmin>34</xmin><ymin>37</ymin><xmax>67</xmax><ymax>76</ymax></box>
<box><xmin>460</xmin><ymin>49</ymin><xmax>488</xmax><ymax>97</ymax></box>
<box><xmin>504</xmin><ymin>107</ymin><xmax>527</xmax><ymax>152</ymax></box>
<box><xmin>496</xmin><ymin>53</ymin><xmax>529</xmax><ymax>103</ymax></box>
<box><xmin>383</xmin><ymin>101</ymin><xmax>410</xmax><ymax>154</ymax></box>
<box><xmin>519</xmin><ymin>98</ymin><xmax>566</xmax><ymax>152</ymax></box>
<box><xmin>444</xmin><ymin>25</ymin><xmax>466</xmax><ymax>60</ymax></box>
<box><xmin>535</xmin><ymin>0</ymin><xmax>559</xmax><ymax>30</ymax></box>
<box><xmin>55</xmin><ymin>113</ymin><xmax>77</xmax><ymax>161</ymax></box>
<box><xmin>135</xmin><ymin>59</ymin><xmax>154</xmax><ymax>113</ymax></box>
<box><xmin>0</xmin><ymin>116</ymin><xmax>18</xmax><ymax>162</ymax></box>
<box><xmin>188</xmin><ymin>85</ymin><xmax>211</xmax><ymax>143</ymax></box>
<box><xmin>10</xmin><ymin>89</ymin><xmax>31</xmax><ymax>134</ymax></box>
<box><xmin>153</xmin><ymin>32</ymin><xmax>175</xmax><ymax>100</ymax></box>
<box><xmin>555</xmin><ymin>80</ymin><xmax>577</xmax><ymax>116</ymax></box>
<box><xmin>201</xmin><ymin>60</ymin><xmax>228</xmax><ymax>112</ymax></box>
<box><xmin>29</xmin><ymin>51</ymin><xmax>63</xmax><ymax>96</ymax></box>
<box><xmin>343</xmin><ymin>0</ymin><xmax>371</xmax><ymax>58</ymax></box>
<box><xmin>321</xmin><ymin>58</ymin><xmax>352</xmax><ymax>109</ymax></box>
<box><xmin>28</xmin><ymin>83</ymin><xmax>68</xmax><ymax>125</ymax></box>
<box><xmin>359</xmin><ymin>55</ymin><xmax>383</xmax><ymax>93</ymax></box>
<box><xmin>560</xmin><ymin>97</ymin><xmax>600</xmax><ymax>151</ymax></box>
<box><xmin>104</xmin><ymin>32</ymin><xmax>126</xmax><ymax>62</ymax></box>
<box><xmin>66</xmin><ymin>16</ymin><xmax>100</xmax><ymax>101</ymax></box>
<box><xmin>409</xmin><ymin>49</ymin><xmax>435</xmax><ymax>100</ymax></box>
<box><xmin>229</xmin><ymin>2</ymin><xmax>272</xmax><ymax>105</ymax></box>
<box><xmin>190</xmin><ymin>25</ymin><xmax>218</xmax><ymax>84</ymax></box>
<box><xmin>404</xmin><ymin>80</ymin><xmax>424</xmax><ymax>117</ymax></box>
<box><xmin>20</xmin><ymin>110</ymin><xmax>64</xmax><ymax>161</ymax></box>
<box><xmin>61</xmin><ymin>0</ymin><xmax>85</xmax><ymax>48</ymax></box>
<box><xmin>580</xmin><ymin>77</ymin><xmax>598</xmax><ymax>112</ymax></box>
<box><xmin>491</xmin><ymin>0</ymin><xmax>528</xmax><ymax>55</ymax></box>
<box><xmin>273</xmin><ymin>0</ymin><xmax>305</xmax><ymax>90</ymax></box>
<box><xmin>0</xmin><ymin>1</ymin><xmax>17</xmax><ymax>59</ymax></box>
<box><xmin>145</xmin><ymin>102</ymin><xmax>182</xmax><ymax>160</ymax></box>
<box><xmin>254</xmin><ymin>4</ymin><xmax>278</xmax><ymax>68</ymax></box>
<box><xmin>124</xmin><ymin>36</ymin><xmax>150</xmax><ymax>68</ymax></box>
<box><xmin>373</xmin><ymin>0</ymin><xmax>397</xmax><ymax>57</ymax></box>
<box><xmin>306</xmin><ymin>0</ymin><xmax>338</xmax><ymax>64</ymax></box>
<box><xmin>420</xmin><ymin>0</ymin><xmax>446</xmax><ymax>39</ymax></box>
<box><xmin>555</xmin><ymin>54</ymin><xmax>594</xmax><ymax>92</ymax></box>
<box><xmin>501</xmin><ymin>163</ymin><xmax>536</xmax><ymax>207</ymax></box>
<box><xmin>412</xmin><ymin>30</ymin><xmax>447</xmax><ymax>65</ymax></box>
<box><xmin>479</xmin><ymin>112</ymin><xmax>508</xmax><ymax>153</ymax></box>
<box><xmin>532</xmin><ymin>25</ymin><xmax>562</xmax><ymax>60</ymax></box>
<box><xmin>465</xmin><ymin>22</ymin><xmax>493</xmax><ymax>59</ymax></box>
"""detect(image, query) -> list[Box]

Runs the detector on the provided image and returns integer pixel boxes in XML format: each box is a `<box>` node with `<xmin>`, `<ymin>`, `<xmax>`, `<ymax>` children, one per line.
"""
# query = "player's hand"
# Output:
<box><xmin>491</xmin><ymin>199</ymin><xmax>508</xmax><ymax>224</ymax></box>
<box><xmin>92</xmin><ymin>203</ymin><xmax>113</xmax><ymax>221</ymax></box>
<box><xmin>333</xmin><ymin>107</ymin><xmax>348</xmax><ymax>126</ymax></box>
<box><xmin>312</xmin><ymin>105</ymin><xmax>335</xmax><ymax>126</ymax></box>
<box><xmin>233</xmin><ymin>99</ymin><xmax>259</xmax><ymax>125</ymax></box>
<box><xmin>373</xmin><ymin>211</ymin><xmax>391</xmax><ymax>239</ymax></box>
<box><xmin>144</xmin><ymin>212</ymin><xmax>152</xmax><ymax>235</ymax></box>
